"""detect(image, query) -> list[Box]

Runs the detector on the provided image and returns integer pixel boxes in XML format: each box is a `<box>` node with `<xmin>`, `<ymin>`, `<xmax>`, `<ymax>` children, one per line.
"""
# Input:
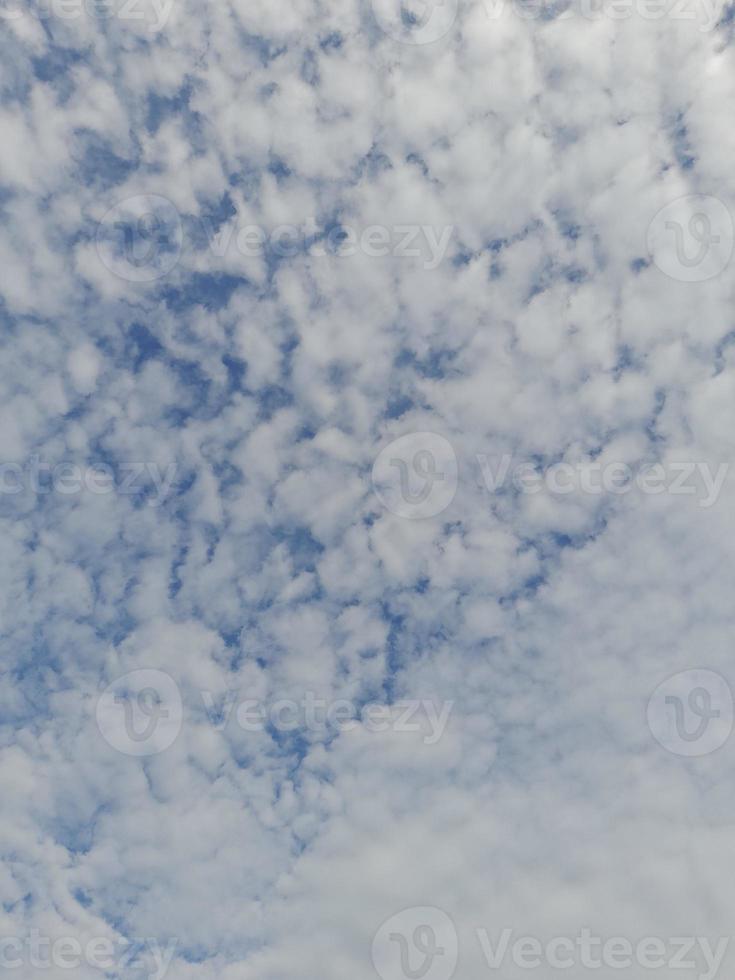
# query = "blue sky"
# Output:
<box><xmin>1</xmin><ymin>1</ymin><xmax>735</xmax><ymax>979</ymax></box>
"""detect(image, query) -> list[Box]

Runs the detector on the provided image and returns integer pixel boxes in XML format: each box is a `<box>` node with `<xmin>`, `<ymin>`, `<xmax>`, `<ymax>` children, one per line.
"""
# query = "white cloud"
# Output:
<box><xmin>1</xmin><ymin>2</ymin><xmax>735</xmax><ymax>979</ymax></box>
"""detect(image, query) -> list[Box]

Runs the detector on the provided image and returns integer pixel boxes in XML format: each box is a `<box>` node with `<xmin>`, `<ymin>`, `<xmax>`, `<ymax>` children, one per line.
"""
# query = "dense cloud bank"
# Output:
<box><xmin>1</xmin><ymin>1</ymin><xmax>735</xmax><ymax>979</ymax></box>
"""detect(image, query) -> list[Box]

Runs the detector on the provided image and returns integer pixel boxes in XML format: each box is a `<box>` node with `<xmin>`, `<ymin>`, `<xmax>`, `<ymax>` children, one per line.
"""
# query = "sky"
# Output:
<box><xmin>1</xmin><ymin>1</ymin><xmax>735</xmax><ymax>979</ymax></box>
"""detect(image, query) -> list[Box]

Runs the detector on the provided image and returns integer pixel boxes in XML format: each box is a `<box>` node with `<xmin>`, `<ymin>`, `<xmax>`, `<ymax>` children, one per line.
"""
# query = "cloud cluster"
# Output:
<box><xmin>2</xmin><ymin>0</ymin><xmax>735</xmax><ymax>978</ymax></box>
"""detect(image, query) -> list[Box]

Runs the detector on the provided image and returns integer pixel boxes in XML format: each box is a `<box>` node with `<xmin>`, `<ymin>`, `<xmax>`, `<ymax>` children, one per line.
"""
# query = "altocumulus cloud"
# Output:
<box><xmin>1</xmin><ymin>1</ymin><xmax>735</xmax><ymax>979</ymax></box>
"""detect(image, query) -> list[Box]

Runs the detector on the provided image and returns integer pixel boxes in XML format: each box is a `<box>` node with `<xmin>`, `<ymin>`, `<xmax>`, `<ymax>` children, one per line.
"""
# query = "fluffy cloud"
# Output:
<box><xmin>1</xmin><ymin>1</ymin><xmax>735</xmax><ymax>979</ymax></box>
